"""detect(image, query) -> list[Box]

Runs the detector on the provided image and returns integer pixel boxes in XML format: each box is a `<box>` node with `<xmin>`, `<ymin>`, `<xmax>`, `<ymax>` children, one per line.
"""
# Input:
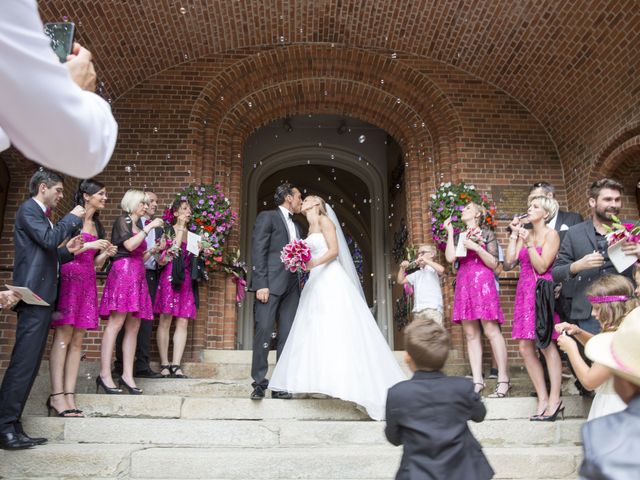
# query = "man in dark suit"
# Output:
<box><xmin>0</xmin><ymin>169</ymin><xmax>84</xmax><ymax>450</ymax></box>
<box><xmin>249</xmin><ymin>183</ymin><xmax>302</xmax><ymax>400</ymax></box>
<box><xmin>385</xmin><ymin>317</ymin><xmax>494</xmax><ymax>480</ymax></box>
<box><xmin>114</xmin><ymin>189</ymin><xmax>164</xmax><ymax>378</ymax></box>
<box><xmin>552</xmin><ymin>178</ymin><xmax>638</xmax><ymax>334</ymax></box>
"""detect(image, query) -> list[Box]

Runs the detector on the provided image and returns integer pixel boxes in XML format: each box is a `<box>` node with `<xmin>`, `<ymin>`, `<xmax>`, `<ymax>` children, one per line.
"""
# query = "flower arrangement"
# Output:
<box><xmin>163</xmin><ymin>183</ymin><xmax>237</xmax><ymax>270</ymax></box>
<box><xmin>602</xmin><ymin>215</ymin><xmax>640</xmax><ymax>246</ymax></box>
<box><xmin>345</xmin><ymin>234</ymin><xmax>364</xmax><ymax>285</ymax></box>
<box><xmin>429</xmin><ymin>182</ymin><xmax>497</xmax><ymax>250</ymax></box>
<box><xmin>280</xmin><ymin>239</ymin><xmax>312</xmax><ymax>274</ymax></box>
<box><xmin>223</xmin><ymin>249</ymin><xmax>248</xmax><ymax>303</ymax></box>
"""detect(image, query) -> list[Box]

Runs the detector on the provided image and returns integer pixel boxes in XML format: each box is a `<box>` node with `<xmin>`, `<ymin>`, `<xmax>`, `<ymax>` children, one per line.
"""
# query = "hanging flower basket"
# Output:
<box><xmin>429</xmin><ymin>182</ymin><xmax>497</xmax><ymax>250</ymax></box>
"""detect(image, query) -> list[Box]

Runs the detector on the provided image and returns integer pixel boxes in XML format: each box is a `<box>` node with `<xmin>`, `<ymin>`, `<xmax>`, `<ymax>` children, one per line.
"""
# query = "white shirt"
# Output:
<box><xmin>141</xmin><ymin>216</ymin><xmax>158</xmax><ymax>270</ymax></box>
<box><xmin>548</xmin><ymin>213</ymin><xmax>558</xmax><ymax>230</ymax></box>
<box><xmin>406</xmin><ymin>265</ymin><xmax>443</xmax><ymax>313</ymax></box>
<box><xmin>0</xmin><ymin>0</ymin><xmax>117</xmax><ymax>178</ymax></box>
<box><xmin>278</xmin><ymin>206</ymin><xmax>297</xmax><ymax>241</ymax></box>
<box><xmin>32</xmin><ymin>197</ymin><xmax>52</xmax><ymax>228</ymax></box>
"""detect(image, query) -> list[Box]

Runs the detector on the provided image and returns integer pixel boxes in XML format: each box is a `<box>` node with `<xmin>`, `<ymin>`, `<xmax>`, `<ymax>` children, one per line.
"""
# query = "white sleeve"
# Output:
<box><xmin>405</xmin><ymin>271</ymin><xmax>416</xmax><ymax>286</ymax></box>
<box><xmin>0</xmin><ymin>0</ymin><xmax>117</xmax><ymax>178</ymax></box>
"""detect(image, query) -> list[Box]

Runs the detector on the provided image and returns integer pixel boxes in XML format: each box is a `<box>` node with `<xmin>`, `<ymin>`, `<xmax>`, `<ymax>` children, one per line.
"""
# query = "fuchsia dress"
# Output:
<box><xmin>452</xmin><ymin>248</ymin><xmax>504</xmax><ymax>324</ymax></box>
<box><xmin>154</xmin><ymin>242</ymin><xmax>197</xmax><ymax>320</ymax></box>
<box><xmin>512</xmin><ymin>247</ymin><xmax>560</xmax><ymax>340</ymax></box>
<box><xmin>52</xmin><ymin>232</ymin><xmax>100</xmax><ymax>330</ymax></box>
<box><xmin>98</xmin><ymin>216</ymin><xmax>154</xmax><ymax>321</ymax></box>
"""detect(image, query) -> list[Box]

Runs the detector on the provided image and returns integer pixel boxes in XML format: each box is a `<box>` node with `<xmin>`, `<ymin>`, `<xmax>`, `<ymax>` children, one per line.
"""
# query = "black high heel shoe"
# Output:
<box><xmin>96</xmin><ymin>376</ymin><xmax>123</xmax><ymax>395</ymax></box>
<box><xmin>160</xmin><ymin>364</ymin><xmax>171</xmax><ymax>378</ymax></box>
<box><xmin>539</xmin><ymin>401</ymin><xmax>565</xmax><ymax>422</ymax></box>
<box><xmin>119</xmin><ymin>377</ymin><xmax>143</xmax><ymax>395</ymax></box>
<box><xmin>45</xmin><ymin>393</ymin><xmax>77</xmax><ymax>417</ymax></box>
<box><xmin>64</xmin><ymin>392</ymin><xmax>84</xmax><ymax>416</ymax></box>
<box><xmin>488</xmin><ymin>380</ymin><xmax>512</xmax><ymax>398</ymax></box>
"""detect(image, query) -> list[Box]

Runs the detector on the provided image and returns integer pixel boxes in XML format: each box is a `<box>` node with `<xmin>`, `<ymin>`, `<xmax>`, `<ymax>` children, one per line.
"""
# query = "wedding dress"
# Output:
<box><xmin>269</xmin><ymin>213</ymin><xmax>406</xmax><ymax>420</ymax></box>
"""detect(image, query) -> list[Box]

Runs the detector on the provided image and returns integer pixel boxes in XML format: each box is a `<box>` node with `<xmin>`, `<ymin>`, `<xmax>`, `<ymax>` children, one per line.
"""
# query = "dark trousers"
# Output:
<box><xmin>0</xmin><ymin>305</ymin><xmax>53</xmax><ymax>434</ymax></box>
<box><xmin>251</xmin><ymin>277</ymin><xmax>300</xmax><ymax>389</ymax></box>
<box><xmin>115</xmin><ymin>270</ymin><xmax>158</xmax><ymax>372</ymax></box>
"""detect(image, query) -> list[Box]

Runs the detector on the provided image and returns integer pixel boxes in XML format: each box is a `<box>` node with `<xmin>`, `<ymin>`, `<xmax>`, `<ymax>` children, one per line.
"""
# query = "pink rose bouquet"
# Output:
<box><xmin>280</xmin><ymin>239</ymin><xmax>312</xmax><ymax>273</ymax></box>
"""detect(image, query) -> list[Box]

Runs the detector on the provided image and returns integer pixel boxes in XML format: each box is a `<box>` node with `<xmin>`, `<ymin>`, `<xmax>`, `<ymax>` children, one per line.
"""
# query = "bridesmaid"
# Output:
<box><xmin>154</xmin><ymin>199</ymin><xmax>198</xmax><ymax>378</ymax></box>
<box><xmin>504</xmin><ymin>195</ymin><xmax>563</xmax><ymax>420</ymax></box>
<box><xmin>444</xmin><ymin>202</ymin><xmax>510</xmax><ymax>397</ymax></box>
<box><xmin>48</xmin><ymin>180</ymin><xmax>116</xmax><ymax>416</ymax></box>
<box><xmin>97</xmin><ymin>190</ymin><xmax>164</xmax><ymax>394</ymax></box>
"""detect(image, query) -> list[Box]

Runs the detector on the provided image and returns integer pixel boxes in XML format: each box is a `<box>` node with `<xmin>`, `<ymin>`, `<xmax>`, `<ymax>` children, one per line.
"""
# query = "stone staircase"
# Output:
<box><xmin>0</xmin><ymin>351</ymin><xmax>590</xmax><ymax>479</ymax></box>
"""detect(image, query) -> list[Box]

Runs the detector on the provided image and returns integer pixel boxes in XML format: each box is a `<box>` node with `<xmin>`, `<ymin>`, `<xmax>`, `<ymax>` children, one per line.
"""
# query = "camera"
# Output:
<box><xmin>405</xmin><ymin>261</ymin><xmax>420</xmax><ymax>275</ymax></box>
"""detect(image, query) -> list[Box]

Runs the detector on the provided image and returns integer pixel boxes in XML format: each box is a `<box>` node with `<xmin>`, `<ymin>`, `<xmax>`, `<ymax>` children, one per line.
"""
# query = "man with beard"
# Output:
<box><xmin>553</xmin><ymin>178</ymin><xmax>640</xmax><ymax>335</ymax></box>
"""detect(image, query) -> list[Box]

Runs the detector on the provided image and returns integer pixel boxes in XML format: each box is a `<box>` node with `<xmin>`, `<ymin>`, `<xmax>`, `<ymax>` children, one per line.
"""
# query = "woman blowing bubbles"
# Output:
<box><xmin>444</xmin><ymin>202</ymin><xmax>510</xmax><ymax>397</ymax></box>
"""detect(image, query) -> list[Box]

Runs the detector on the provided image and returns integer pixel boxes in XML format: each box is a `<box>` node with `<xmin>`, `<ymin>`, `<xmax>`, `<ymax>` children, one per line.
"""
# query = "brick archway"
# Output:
<box><xmin>185</xmin><ymin>45</ymin><xmax>465</xmax><ymax>349</ymax></box>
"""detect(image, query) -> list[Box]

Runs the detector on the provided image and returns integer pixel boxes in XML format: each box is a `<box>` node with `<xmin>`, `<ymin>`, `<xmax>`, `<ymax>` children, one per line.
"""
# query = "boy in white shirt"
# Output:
<box><xmin>397</xmin><ymin>244</ymin><xmax>445</xmax><ymax>325</ymax></box>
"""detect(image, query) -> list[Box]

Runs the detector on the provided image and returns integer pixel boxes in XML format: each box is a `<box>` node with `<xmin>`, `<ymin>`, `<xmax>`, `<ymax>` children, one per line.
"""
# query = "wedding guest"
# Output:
<box><xmin>154</xmin><ymin>199</ymin><xmax>198</xmax><ymax>378</ymax></box>
<box><xmin>579</xmin><ymin>307</ymin><xmax>640</xmax><ymax>480</ymax></box>
<box><xmin>0</xmin><ymin>169</ymin><xmax>84</xmax><ymax>450</ymax></box>
<box><xmin>48</xmin><ymin>180</ymin><xmax>116</xmax><ymax>417</ymax></box>
<box><xmin>114</xmin><ymin>190</ymin><xmax>164</xmax><ymax>378</ymax></box>
<box><xmin>0</xmin><ymin>0</ymin><xmax>117</xmax><ymax>177</ymax></box>
<box><xmin>552</xmin><ymin>179</ymin><xmax>638</xmax><ymax>335</ymax></box>
<box><xmin>528</xmin><ymin>182</ymin><xmax>583</xmax><ymax>244</ymax></box>
<box><xmin>396</xmin><ymin>244</ymin><xmax>445</xmax><ymax>325</ymax></box>
<box><xmin>444</xmin><ymin>202</ymin><xmax>510</xmax><ymax>397</ymax></box>
<box><xmin>505</xmin><ymin>195</ymin><xmax>563</xmax><ymax>421</ymax></box>
<box><xmin>385</xmin><ymin>317</ymin><xmax>494</xmax><ymax>480</ymax></box>
<box><xmin>555</xmin><ymin>275</ymin><xmax>638</xmax><ymax>420</ymax></box>
<box><xmin>97</xmin><ymin>190</ymin><xmax>163</xmax><ymax>395</ymax></box>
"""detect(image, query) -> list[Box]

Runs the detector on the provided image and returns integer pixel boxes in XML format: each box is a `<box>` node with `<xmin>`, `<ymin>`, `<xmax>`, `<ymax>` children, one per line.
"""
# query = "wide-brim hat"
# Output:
<box><xmin>585</xmin><ymin>306</ymin><xmax>640</xmax><ymax>387</ymax></box>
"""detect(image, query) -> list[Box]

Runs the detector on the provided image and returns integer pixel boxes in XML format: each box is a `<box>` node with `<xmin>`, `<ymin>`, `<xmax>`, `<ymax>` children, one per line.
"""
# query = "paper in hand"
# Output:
<box><xmin>608</xmin><ymin>240</ymin><xmax>637</xmax><ymax>273</ymax></box>
<box><xmin>186</xmin><ymin>232</ymin><xmax>201</xmax><ymax>256</ymax></box>
<box><xmin>5</xmin><ymin>285</ymin><xmax>49</xmax><ymax>306</ymax></box>
<box><xmin>455</xmin><ymin>235</ymin><xmax>467</xmax><ymax>257</ymax></box>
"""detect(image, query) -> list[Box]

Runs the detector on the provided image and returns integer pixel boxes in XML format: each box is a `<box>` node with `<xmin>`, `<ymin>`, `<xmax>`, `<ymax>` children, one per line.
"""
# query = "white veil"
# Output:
<box><xmin>325</xmin><ymin>204</ymin><xmax>366</xmax><ymax>300</ymax></box>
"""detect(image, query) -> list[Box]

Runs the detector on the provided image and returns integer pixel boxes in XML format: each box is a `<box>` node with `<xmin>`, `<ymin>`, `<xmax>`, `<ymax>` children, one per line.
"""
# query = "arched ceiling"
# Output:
<box><xmin>39</xmin><ymin>0</ymin><xmax>639</xmax><ymax>156</ymax></box>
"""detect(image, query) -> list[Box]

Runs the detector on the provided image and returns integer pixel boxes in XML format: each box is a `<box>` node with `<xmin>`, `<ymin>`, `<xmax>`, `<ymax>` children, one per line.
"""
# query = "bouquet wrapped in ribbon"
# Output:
<box><xmin>280</xmin><ymin>239</ymin><xmax>312</xmax><ymax>273</ymax></box>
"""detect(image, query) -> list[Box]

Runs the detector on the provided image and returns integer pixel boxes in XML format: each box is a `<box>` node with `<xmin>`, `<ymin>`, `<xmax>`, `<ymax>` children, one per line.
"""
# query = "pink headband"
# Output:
<box><xmin>587</xmin><ymin>295</ymin><xmax>629</xmax><ymax>304</ymax></box>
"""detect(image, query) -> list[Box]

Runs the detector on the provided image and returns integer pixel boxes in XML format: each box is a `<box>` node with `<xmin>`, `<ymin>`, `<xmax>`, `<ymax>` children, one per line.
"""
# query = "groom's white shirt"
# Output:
<box><xmin>278</xmin><ymin>205</ymin><xmax>298</xmax><ymax>241</ymax></box>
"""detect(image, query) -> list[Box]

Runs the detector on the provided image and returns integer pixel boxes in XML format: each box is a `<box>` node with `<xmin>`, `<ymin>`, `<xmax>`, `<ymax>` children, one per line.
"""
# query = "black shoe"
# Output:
<box><xmin>96</xmin><ymin>376</ymin><xmax>123</xmax><ymax>395</ymax></box>
<box><xmin>134</xmin><ymin>368</ymin><xmax>163</xmax><ymax>379</ymax></box>
<box><xmin>118</xmin><ymin>378</ymin><xmax>143</xmax><ymax>395</ymax></box>
<box><xmin>0</xmin><ymin>432</ymin><xmax>35</xmax><ymax>450</ymax></box>
<box><xmin>271</xmin><ymin>390</ymin><xmax>293</xmax><ymax>399</ymax></box>
<box><xmin>250</xmin><ymin>385</ymin><xmax>265</xmax><ymax>400</ymax></box>
<box><xmin>16</xmin><ymin>433</ymin><xmax>47</xmax><ymax>446</ymax></box>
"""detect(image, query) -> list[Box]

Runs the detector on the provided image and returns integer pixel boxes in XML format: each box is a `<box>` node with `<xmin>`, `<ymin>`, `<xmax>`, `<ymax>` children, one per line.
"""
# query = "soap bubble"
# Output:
<box><xmin>358</xmin><ymin>135</ymin><xmax>366</xmax><ymax>143</ymax></box>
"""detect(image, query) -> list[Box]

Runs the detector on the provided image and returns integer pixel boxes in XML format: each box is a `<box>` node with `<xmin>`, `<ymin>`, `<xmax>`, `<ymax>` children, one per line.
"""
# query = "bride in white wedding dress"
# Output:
<box><xmin>269</xmin><ymin>195</ymin><xmax>406</xmax><ymax>420</ymax></box>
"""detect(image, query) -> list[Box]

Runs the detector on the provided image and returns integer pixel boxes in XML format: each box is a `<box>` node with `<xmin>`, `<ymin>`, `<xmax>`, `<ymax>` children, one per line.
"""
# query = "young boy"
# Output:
<box><xmin>385</xmin><ymin>317</ymin><xmax>494</xmax><ymax>480</ymax></box>
<box><xmin>580</xmin><ymin>306</ymin><xmax>640</xmax><ymax>479</ymax></box>
<box><xmin>397</xmin><ymin>244</ymin><xmax>445</xmax><ymax>325</ymax></box>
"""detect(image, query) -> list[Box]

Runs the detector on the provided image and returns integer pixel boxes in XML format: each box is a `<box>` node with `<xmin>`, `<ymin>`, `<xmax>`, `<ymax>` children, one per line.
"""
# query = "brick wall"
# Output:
<box><xmin>1</xmin><ymin>40</ymin><xmax>638</xmax><ymax>372</ymax></box>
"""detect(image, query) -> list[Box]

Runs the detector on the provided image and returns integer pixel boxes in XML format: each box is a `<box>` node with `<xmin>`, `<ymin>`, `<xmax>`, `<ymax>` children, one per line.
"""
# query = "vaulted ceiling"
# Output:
<box><xmin>39</xmin><ymin>0</ymin><xmax>639</xmax><ymax>163</ymax></box>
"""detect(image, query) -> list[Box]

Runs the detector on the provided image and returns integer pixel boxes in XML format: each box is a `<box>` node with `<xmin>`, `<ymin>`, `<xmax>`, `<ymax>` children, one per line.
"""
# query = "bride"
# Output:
<box><xmin>269</xmin><ymin>195</ymin><xmax>406</xmax><ymax>420</ymax></box>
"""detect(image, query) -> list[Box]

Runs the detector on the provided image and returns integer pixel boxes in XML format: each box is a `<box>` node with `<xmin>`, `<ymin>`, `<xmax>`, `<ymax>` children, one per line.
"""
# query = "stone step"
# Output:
<box><xmin>24</xmin><ymin>394</ymin><xmax>591</xmax><ymax>421</ymax></box>
<box><xmin>0</xmin><ymin>443</ymin><xmax>583</xmax><ymax>479</ymax></box>
<box><xmin>21</xmin><ymin>416</ymin><xmax>583</xmax><ymax>447</ymax></box>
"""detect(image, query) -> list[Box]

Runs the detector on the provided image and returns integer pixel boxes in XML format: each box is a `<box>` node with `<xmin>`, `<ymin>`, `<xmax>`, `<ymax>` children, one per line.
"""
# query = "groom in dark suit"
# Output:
<box><xmin>249</xmin><ymin>183</ymin><xmax>302</xmax><ymax>400</ymax></box>
<box><xmin>0</xmin><ymin>169</ymin><xmax>84</xmax><ymax>450</ymax></box>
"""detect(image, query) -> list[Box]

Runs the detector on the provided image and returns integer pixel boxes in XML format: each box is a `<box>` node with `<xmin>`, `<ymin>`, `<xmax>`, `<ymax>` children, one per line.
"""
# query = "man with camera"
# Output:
<box><xmin>0</xmin><ymin>0</ymin><xmax>117</xmax><ymax>178</ymax></box>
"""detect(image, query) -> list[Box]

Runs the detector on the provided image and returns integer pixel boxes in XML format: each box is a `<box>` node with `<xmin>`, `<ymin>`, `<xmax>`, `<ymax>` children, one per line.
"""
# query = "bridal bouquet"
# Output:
<box><xmin>280</xmin><ymin>239</ymin><xmax>312</xmax><ymax>273</ymax></box>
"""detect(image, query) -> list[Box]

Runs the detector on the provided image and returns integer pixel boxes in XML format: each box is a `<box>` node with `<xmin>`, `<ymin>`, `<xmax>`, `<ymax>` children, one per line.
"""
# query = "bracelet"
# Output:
<box><xmin>141</xmin><ymin>230</ymin><xmax>148</xmax><ymax>236</ymax></box>
<box><xmin>526</xmin><ymin>244</ymin><xmax>534</xmax><ymax>249</ymax></box>
<box><xmin>509</xmin><ymin>236</ymin><xmax>518</xmax><ymax>240</ymax></box>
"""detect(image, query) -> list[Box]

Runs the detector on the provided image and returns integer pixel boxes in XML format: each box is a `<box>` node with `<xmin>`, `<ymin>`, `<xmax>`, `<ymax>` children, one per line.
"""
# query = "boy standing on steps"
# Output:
<box><xmin>385</xmin><ymin>317</ymin><xmax>494</xmax><ymax>479</ymax></box>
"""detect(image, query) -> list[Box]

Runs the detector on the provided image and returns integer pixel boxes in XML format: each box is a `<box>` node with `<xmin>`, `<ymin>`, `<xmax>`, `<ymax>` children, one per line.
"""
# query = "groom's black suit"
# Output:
<box><xmin>250</xmin><ymin>208</ymin><xmax>301</xmax><ymax>389</ymax></box>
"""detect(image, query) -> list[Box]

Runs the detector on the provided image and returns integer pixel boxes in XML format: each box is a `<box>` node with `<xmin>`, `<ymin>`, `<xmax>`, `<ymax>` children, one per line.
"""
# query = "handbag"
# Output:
<box><xmin>534</xmin><ymin>275</ymin><xmax>555</xmax><ymax>349</ymax></box>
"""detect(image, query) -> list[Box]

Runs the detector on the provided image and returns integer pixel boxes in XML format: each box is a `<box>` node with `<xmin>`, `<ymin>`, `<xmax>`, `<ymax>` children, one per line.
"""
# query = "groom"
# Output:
<box><xmin>249</xmin><ymin>183</ymin><xmax>302</xmax><ymax>400</ymax></box>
